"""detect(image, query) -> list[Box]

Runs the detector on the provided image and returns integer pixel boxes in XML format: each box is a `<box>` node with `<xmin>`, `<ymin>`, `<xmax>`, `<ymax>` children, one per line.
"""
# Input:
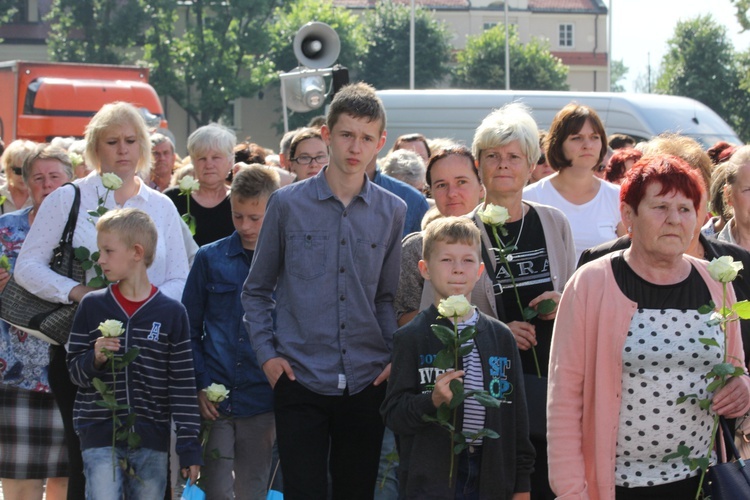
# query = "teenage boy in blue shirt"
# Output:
<box><xmin>183</xmin><ymin>165</ymin><xmax>280</xmax><ymax>499</ymax></box>
<box><xmin>243</xmin><ymin>82</ymin><xmax>406</xmax><ymax>500</ymax></box>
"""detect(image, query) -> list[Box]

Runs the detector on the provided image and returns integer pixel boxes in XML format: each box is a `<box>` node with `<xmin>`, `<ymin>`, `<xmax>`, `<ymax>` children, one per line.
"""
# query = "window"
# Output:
<box><xmin>558</xmin><ymin>24</ymin><xmax>574</xmax><ymax>48</ymax></box>
<box><xmin>483</xmin><ymin>22</ymin><xmax>498</xmax><ymax>31</ymax></box>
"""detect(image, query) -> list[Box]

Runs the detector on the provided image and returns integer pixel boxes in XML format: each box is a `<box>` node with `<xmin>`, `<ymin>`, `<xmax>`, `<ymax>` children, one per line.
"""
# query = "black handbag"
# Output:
<box><xmin>704</xmin><ymin>416</ymin><xmax>750</xmax><ymax>499</ymax></box>
<box><xmin>0</xmin><ymin>183</ymin><xmax>84</xmax><ymax>345</ymax></box>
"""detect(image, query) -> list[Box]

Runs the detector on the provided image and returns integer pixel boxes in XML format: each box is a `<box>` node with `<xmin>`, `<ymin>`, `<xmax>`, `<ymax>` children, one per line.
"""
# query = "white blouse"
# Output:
<box><xmin>15</xmin><ymin>172</ymin><xmax>190</xmax><ymax>303</ymax></box>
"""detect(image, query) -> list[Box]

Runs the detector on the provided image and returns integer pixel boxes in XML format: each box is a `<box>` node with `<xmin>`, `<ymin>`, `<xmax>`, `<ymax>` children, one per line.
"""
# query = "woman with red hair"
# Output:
<box><xmin>549</xmin><ymin>154</ymin><xmax>750</xmax><ymax>499</ymax></box>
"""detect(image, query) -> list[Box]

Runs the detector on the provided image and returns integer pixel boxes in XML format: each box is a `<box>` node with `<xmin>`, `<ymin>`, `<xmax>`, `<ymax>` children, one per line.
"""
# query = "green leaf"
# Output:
<box><xmin>698</xmin><ymin>338</ymin><xmax>720</xmax><ymax>348</ymax></box>
<box><xmin>473</xmin><ymin>392</ymin><xmax>502</xmax><ymax>408</ymax></box>
<box><xmin>97</xmin><ymin>206</ymin><xmax>108</xmax><ymax>216</ymax></box>
<box><xmin>119</xmin><ymin>348</ymin><xmax>140</xmax><ymax>365</ymax></box>
<box><xmin>662</xmin><ymin>443</ymin><xmax>692</xmax><ymax>462</ymax></box>
<box><xmin>0</xmin><ymin>254</ymin><xmax>10</xmax><ymax>271</ymax></box>
<box><xmin>95</xmin><ymin>400</ymin><xmax>118</xmax><ymax>409</ymax></box>
<box><xmin>452</xmin><ymin>432</ymin><xmax>467</xmax><ymax>444</ymax></box>
<box><xmin>457</xmin><ymin>344</ymin><xmax>474</xmax><ymax>357</ymax></box>
<box><xmin>91</xmin><ymin>251</ymin><xmax>100</xmax><ymax>261</ymax></box>
<box><xmin>467</xmin><ymin>428</ymin><xmax>500</xmax><ymax>440</ymax></box>
<box><xmin>676</xmin><ymin>394</ymin><xmax>697</xmax><ymax>404</ymax></box>
<box><xmin>128</xmin><ymin>432</ymin><xmax>141</xmax><ymax>448</ymax></box>
<box><xmin>692</xmin><ymin>457</ymin><xmax>710</xmax><ymax>473</ymax></box>
<box><xmin>433</xmin><ymin>349</ymin><xmax>455</xmax><ymax>370</ymax></box>
<box><xmin>453</xmin><ymin>442</ymin><xmax>468</xmax><ymax>454</ymax></box>
<box><xmin>87</xmin><ymin>209</ymin><xmax>101</xmax><ymax>218</ymax></box>
<box><xmin>522</xmin><ymin>307</ymin><xmax>538</xmax><ymax>321</ymax></box>
<box><xmin>92</xmin><ymin>377</ymin><xmax>110</xmax><ymax>395</ymax></box>
<box><xmin>734</xmin><ymin>300</ymin><xmax>750</xmax><ymax>320</ymax></box>
<box><xmin>698</xmin><ymin>301</ymin><xmax>716</xmax><ymax>314</ymax></box>
<box><xmin>431</xmin><ymin>324</ymin><xmax>456</xmax><ymax>346</ymax></box>
<box><xmin>81</xmin><ymin>260</ymin><xmax>94</xmax><ymax>271</ymax></box>
<box><xmin>75</xmin><ymin>246</ymin><xmax>91</xmax><ymax>260</ymax></box>
<box><xmin>88</xmin><ymin>276</ymin><xmax>107</xmax><ymax>289</ymax></box>
<box><xmin>457</xmin><ymin>326</ymin><xmax>476</xmax><ymax>344</ymax></box>
<box><xmin>437</xmin><ymin>404</ymin><xmax>452</xmax><ymax>423</ymax></box>
<box><xmin>0</xmin><ymin>195</ymin><xmax>7</xmax><ymax>206</ymax></box>
<box><xmin>706</xmin><ymin>379</ymin><xmax>723</xmax><ymax>392</ymax></box>
<box><xmin>712</xmin><ymin>362</ymin><xmax>737</xmax><ymax>377</ymax></box>
<box><xmin>536</xmin><ymin>298</ymin><xmax>557</xmax><ymax>315</ymax></box>
<box><xmin>699</xmin><ymin>398</ymin><xmax>712</xmax><ymax>410</ymax></box>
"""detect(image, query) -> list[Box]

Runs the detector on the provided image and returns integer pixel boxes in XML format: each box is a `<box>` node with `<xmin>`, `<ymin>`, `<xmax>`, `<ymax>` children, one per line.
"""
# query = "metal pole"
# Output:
<box><xmin>281</xmin><ymin>77</ymin><xmax>289</xmax><ymax>133</ymax></box>
<box><xmin>504</xmin><ymin>0</ymin><xmax>510</xmax><ymax>90</ymax></box>
<box><xmin>410</xmin><ymin>0</ymin><xmax>415</xmax><ymax>89</ymax></box>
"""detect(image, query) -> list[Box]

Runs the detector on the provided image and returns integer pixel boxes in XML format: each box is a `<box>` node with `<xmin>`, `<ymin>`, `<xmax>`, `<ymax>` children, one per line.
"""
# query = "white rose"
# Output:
<box><xmin>101</xmin><ymin>172</ymin><xmax>123</xmax><ymax>191</ymax></box>
<box><xmin>68</xmin><ymin>152</ymin><xmax>84</xmax><ymax>168</ymax></box>
<box><xmin>98</xmin><ymin>319</ymin><xmax>125</xmax><ymax>338</ymax></box>
<box><xmin>707</xmin><ymin>256</ymin><xmax>743</xmax><ymax>283</ymax></box>
<box><xmin>205</xmin><ymin>383</ymin><xmax>230</xmax><ymax>404</ymax></box>
<box><xmin>178</xmin><ymin>175</ymin><xmax>200</xmax><ymax>193</ymax></box>
<box><xmin>478</xmin><ymin>203</ymin><xmax>510</xmax><ymax>226</ymax></box>
<box><xmin>438</xmin><ymin>295</ymin><xmax>473</xmax><ymax>318</ymax></box>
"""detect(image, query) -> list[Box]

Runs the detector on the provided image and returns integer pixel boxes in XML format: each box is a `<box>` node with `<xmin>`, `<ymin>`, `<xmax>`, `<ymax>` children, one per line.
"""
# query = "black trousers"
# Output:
<box><xmin>49</xmin><ymin>344</ymin><xmax>85</xmax><ymax>500</ymax></box>
<box><xmin>273</xmin><ymin>375</ymin><xmax>386</xmax><ymax>500</ymax></box>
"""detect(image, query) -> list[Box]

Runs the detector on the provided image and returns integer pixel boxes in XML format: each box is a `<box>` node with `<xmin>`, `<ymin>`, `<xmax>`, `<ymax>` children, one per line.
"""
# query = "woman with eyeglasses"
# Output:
<box><xmin>288</xmin><ymin>128</ymin><xmax>328</xmax><ymax>182</ymax></box>
<box><xmin>0</xmin><ymin>140</ymin><xmax>35</xmax><ymax>214</ymax></box>
<box><xmin>529</xmin><ymin>131</ymin><xmax>554</xmax><ymax>183</ymax></box>
<box><xmin>523</xmin><ymin>103</ymin><xmax>626</xmax><ymax>261</ymax></box>
<box><xmin>164</xmin><ymin>123</ymin><xmax>237</xmax><ymax>246</ymax></box>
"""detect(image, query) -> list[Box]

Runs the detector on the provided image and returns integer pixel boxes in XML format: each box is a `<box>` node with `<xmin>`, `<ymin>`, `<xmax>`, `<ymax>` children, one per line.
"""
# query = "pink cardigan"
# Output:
<box><xmin>547</xmin><ymin>254</ymin><xmax>746</xmax><ymax>500</ymax></box>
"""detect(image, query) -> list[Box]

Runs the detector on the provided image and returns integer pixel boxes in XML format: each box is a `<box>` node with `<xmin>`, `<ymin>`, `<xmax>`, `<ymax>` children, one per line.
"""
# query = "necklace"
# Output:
<box><xmin>496</xmin><ymin>205</ymin><xmax>525</xmax><ymax>262</ymax></box>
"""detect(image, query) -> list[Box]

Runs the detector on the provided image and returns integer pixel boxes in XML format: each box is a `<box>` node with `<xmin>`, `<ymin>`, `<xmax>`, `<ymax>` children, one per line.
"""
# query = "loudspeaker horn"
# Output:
<box><xmin>293</xmin><ymin>22</ymin><xmax>341</xmax><ymax>69</ymax></box>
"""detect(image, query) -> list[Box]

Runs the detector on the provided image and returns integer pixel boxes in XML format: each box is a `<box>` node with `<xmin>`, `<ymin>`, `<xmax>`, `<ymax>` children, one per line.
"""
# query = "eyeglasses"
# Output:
<box><xmin>11</xmin><ymin>167</ymin><xmax>22</xmax><ymax>176</ymax></box>
<box><xmin>291</xmin><ymin>155</ymin><xmax>328</xmax><ymax>166</ymax></box>
<box><xmin>537</xmin><ymin>154</ymin><xmax>546</xmax><ymax>165</ymax></box>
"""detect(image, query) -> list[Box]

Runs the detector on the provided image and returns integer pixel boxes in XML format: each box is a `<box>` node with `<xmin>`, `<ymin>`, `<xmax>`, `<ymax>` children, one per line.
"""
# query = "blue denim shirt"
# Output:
<box><xmin>373</xmin><ymin>169</ymin><xmax>429</xmax><ymax>237</ymax></box>
<box><xmin>242</xmin><ymin>168</ymin><xmax>406</xmax><ymax>396</ymax></box>
<box><xmin>183</xmin><ymin>232</ymin><xmax>273</xmax><ymax>417</ymax></box>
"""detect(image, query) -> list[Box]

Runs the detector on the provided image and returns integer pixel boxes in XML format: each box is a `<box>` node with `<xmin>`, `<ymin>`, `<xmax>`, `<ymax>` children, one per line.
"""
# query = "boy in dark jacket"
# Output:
<box><xmin>382</xmin><ymin>217</ymin><xmax>534</xmax><ymax>499</ymax></box>
<box><xmin>67</xmin><ymin>208</ymin><xmax>202</xmax><ymax>498</ymax></box>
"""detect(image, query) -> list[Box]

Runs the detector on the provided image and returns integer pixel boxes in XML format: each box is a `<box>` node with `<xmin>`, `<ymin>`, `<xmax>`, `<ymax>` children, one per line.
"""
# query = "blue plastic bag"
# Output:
<box><xmin>181</xmin><ymin>479</ymin><xmax>206</xmax><ymax>500</ymax></box>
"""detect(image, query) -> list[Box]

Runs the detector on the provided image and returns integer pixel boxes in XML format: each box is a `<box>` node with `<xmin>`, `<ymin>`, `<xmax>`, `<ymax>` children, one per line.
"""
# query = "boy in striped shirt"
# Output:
<box><xmin>382</xmin><ymin>217</ymin><xmax>534</xmax><ymax>499</ymax></box>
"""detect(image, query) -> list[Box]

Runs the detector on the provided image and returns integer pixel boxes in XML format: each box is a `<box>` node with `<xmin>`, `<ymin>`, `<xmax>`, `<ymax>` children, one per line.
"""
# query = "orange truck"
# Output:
<box><xmin>0</xmin><ymin>60</ymin><xmax>167</xmax><ymax>145</ymax></box>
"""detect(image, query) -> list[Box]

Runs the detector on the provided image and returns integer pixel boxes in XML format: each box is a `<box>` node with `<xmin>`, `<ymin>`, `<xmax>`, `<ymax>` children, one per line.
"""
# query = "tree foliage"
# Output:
<box><xmin>267</xmin><ymin>0</ymin><xmax>365</xmax><ymax>130</ymax></box>
<box><xmin>142</xmin><ymin>0</ymin><xmax>280</xmax><ymax>126</ymax></box>
<box><xmin>731</xmin><ymin>0</ymin><xmax>750</xmax><ymax>31</ymax></box>
<box><xmin>0</xmin><ymin>0</ymin><xmax>18</xmax><ymax>41</ymax></box>
<box><xmin>46</xmin><ymin>0</ymin><xmax>149</xmax><ymax>64</ymax></box>
<box><xmin>453</xmin><ymin>25</ymin><xmax>568</xmax><ymax>91</ymax></box>
<box><xmin>610</xmin><ymin>59</ymin><xmax>628</xmax><ymax>92</ymax></box>
<box><xmin>359</xmin><ymin>1</ymin><xmax>452</xmax><ymax>90</ymax></box>
<box><xmin>655</xmin><ymin>14</ymin><xmax>750</xmax><ymax>141</ymax></box>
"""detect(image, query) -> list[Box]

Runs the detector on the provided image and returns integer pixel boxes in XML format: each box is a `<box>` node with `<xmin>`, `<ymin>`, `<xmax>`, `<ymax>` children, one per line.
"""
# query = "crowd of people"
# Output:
<box><xmin>0</xmin><ymin>83</ymin><xmax>748</xmax><ymax>500</ymax></box>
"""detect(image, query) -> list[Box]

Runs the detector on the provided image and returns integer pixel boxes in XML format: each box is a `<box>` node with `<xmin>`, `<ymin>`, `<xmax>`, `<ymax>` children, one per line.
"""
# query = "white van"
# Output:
<box><xmin>376</xmin><ymin>90</ymin><xmax>741</xmax><ymax>152</ymax></box>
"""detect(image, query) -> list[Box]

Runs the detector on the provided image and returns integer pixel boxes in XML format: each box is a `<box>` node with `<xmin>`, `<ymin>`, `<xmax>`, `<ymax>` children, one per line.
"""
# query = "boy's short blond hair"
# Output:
<box><xmin>96</xmin><ymin>208</ymin><xmax>158</xmax><ymax>268</ymax></box>
<box><xmin>422</xmin><ymin>217</ymin><xmax>481</xmax><ymax>262</ymax></box>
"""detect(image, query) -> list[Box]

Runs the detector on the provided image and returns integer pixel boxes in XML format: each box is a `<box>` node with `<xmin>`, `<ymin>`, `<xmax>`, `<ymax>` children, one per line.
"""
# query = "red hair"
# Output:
<box><xmin>605</xmin><ymin>148</ymin><xmax>642</xmax><ymax>184</ymax></box>
<box><xmin>620</xmin><ymin>154</ymin><xmax>704</xmax><ymax>214</ymax></box>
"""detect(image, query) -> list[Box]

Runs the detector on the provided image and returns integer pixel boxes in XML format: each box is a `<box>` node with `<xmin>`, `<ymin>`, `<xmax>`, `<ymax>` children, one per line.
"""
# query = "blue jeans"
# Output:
<box><xmin>82</xmin><ymin>446</ymin><xmax>168</xmax><ymax>500</ymax></box>
<box><xmin>455</xmin><ymin>447</ymin><xmax>482</xmax><ymax>500</ymax></box>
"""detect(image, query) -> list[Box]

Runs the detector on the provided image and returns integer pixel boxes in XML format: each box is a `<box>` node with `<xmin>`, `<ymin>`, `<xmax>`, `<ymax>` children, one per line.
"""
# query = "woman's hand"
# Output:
<box><xmin>508</xmin><ymin>321</ymin><xmax>536</xmax><ymax>350</ymax></box>
<box><xmin>432</xmin><ymin>369</ymin><xmax>464</xmax><ymax>408</ymax></box>
<box><xmin>68</xmin><ymin>284</ymin><xmax>97</xmax><ymax>303</ymax></box>
<box><xmin>0</xmin><ymin>268</ymin><xmax>10</xmax><ymax>294</ymax></box>
<box><xmin>713</xmin><ymin>375</ymin><xmax>750</xmax><ymax>418</ymax></box>
<box><xmin>529</xmin><ymin>291</ymin><xmax>562</xmax><ymax>321</ymax></box>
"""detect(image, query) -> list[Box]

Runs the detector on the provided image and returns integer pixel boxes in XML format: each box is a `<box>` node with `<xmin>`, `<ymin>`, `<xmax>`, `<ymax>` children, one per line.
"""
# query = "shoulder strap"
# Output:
<box><xmin>59</xmin><ymin>183</ymin><xmax>81</xmax><ymax>246</ymax></box>
<box><xmin>480</xmin><ymin>239</ymin><xmax>507</xmax><ymax>321</ymax></box>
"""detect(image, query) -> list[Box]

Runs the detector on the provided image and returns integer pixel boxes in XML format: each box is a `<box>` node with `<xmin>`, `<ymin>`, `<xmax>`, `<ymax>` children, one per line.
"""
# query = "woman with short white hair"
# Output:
<box><xmin>380</xmin><ymin>149</ymin><xmax>426</xmax><ymax>192</ymax></box>
<box><xmin>164</xmin><ymin>123</ymin><xmax>236</xmax><ymax>246</ymax></box>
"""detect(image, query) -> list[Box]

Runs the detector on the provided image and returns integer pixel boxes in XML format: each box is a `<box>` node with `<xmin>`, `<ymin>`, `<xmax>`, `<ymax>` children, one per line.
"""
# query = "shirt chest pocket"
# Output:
<box><xmin>206</xmin><ymin>282</ymin><xmax>237</xmax><ymax>310</ymax></box>
<box><xmin>287</xmin><ymin>231</ymin><xmax>328</xmax><ymax>280</ymax></box>
<box><xmin>354</xmin><ymin>238</ymin><xmax>387</xmax><ymax>286</ymax></box>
